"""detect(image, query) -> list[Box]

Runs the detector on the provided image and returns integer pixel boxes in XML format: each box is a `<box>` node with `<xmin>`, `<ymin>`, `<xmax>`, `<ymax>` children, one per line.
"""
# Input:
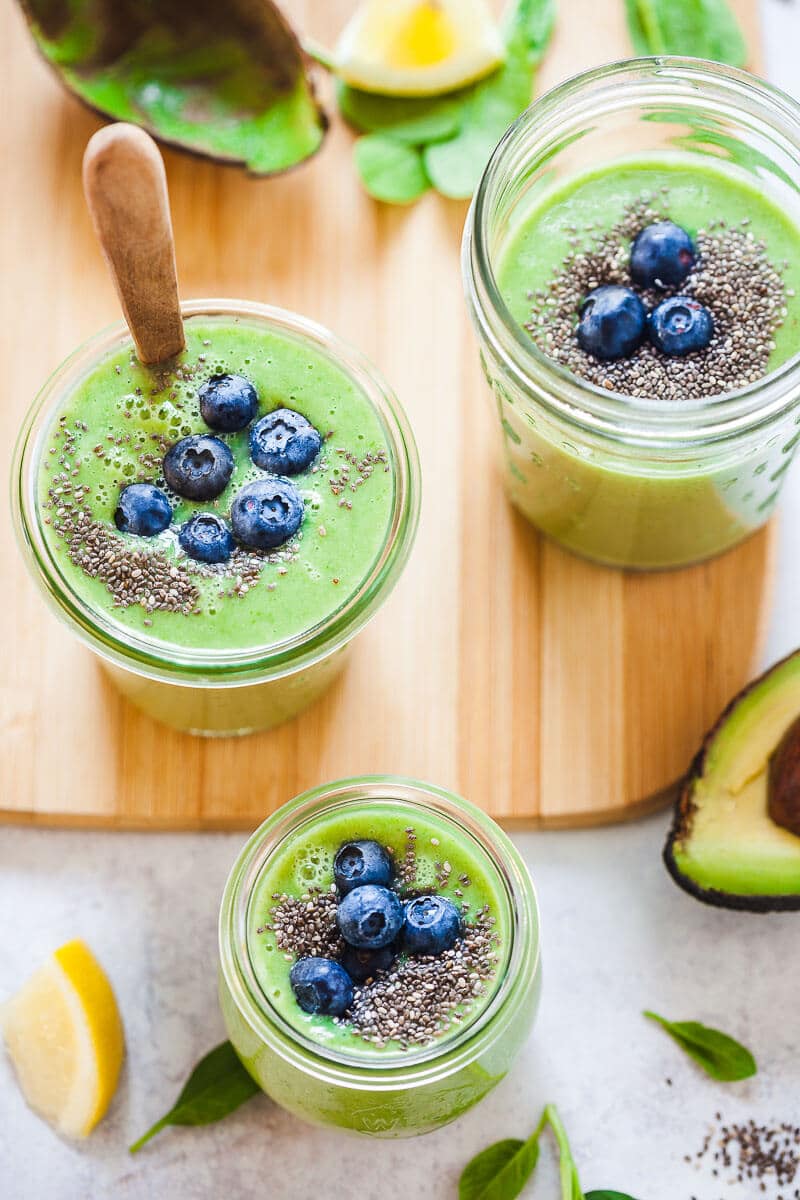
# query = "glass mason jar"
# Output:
<box><xmin>219</xmin><ymin>777</ymin><xmax>541</xmax><ymax>1137</ymax></box>
<box><xmin>463</xmin><ymin>58</ymin><xmax>800</xmax><ymax>570</ymax></box>
<box><xmin>13</xmin><ymin>300</ymin><xmax>420</xmax><ymax>736</ymax></box>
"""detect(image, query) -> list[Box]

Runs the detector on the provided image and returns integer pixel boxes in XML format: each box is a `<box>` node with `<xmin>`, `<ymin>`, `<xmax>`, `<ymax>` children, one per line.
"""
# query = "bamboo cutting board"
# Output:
<box><xmin>0</xmin><ymin>0</ymin><xmax>771</xmax><ymax>829</ymax></box>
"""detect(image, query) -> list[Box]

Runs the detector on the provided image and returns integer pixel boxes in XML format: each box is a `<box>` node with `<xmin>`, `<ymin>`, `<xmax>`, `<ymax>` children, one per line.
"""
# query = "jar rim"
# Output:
<box><xmin>218</xmin><ymin>777</ymin><xmax>541</xmax><ymax>1086</ymax></box>
<box><xmin>12</xmin><ymin>300</ymin><xmax>421</xmax><ymax>683</ymax></box>
<box><xmin>465</xmin><ymin>56</ymin><xmax>800</xmax><ymax>447</ymax></box>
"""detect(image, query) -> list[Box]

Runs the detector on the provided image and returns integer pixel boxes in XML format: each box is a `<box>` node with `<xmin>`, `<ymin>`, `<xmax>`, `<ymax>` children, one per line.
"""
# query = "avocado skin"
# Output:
<box><xmin>664</xmin><ymin>649</ymin><xmax>800</xmax><ymax>913</ymax></box>
<box><xmin>17</xmin><ymin>0</ymin><xmax>329</xmax><ymax>178</ymax></box>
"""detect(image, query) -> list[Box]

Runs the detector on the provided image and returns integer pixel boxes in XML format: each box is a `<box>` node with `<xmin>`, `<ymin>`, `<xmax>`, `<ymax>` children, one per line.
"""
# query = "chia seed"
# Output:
<box><xmin>525</xmin><ymin>198</ymin><xmax>788</xmax><ymax>401</ymax></box>
<box><xmin>344</xmin><ymin>905</ymin><xmax>500</xmax><ymax>1049</ymax></box>
<box><xmin>689</xmin><ymin>1114</ymin><xmax>800</xmax><ymax>1194</ymax></box>
<box><xmin>267</xmin><ymin>888</ymin><xmax>344</xmax><ymax>961</ymax></box>
<box><xmin>264</xmin><ymin>828</ymin><xmax>501</xmax><ymax>1050</ymax></box>
<box><xmin>41</xmin><ymin>348</ymin><xmax>388</xmax><ymax>620</ymax></box>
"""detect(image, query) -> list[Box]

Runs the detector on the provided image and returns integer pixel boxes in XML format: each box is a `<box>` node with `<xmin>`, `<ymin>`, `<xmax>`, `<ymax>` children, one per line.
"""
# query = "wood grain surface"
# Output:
<box><xmin>0</xmin><ymin>0</ymin><xmax>771</xmax><ymax>830</ymax></box>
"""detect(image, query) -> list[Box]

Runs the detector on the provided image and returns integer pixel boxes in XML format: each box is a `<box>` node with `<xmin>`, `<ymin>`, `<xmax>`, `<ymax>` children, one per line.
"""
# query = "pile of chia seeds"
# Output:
<box><xmin>525</xmin><ymin>193</ymin><xmax>791</xmax><ymax>401</ymax></box>
<box><xmin>687</xmin><ymin>1113</ymin><xmax>800</xmax><ymax>1197</ymax></box>
<box><xmin>262</xmin><ymin>828</ymin><xmax>501</xmax><ymax>1051</ymax></box>
<box><xmin>41</xmin><ymin>351</ymin><xmax>388</xmax><ymax>619</ymax></box>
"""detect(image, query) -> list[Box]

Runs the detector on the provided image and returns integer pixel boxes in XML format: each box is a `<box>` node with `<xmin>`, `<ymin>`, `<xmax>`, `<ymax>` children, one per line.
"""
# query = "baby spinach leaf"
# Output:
<box><xmin>623</xmin><ymin>0</ymin><xmax>747</xmax><ymax>66</ymax></box>
<box><xmin>461</xmin><ymin>1106</ymin><xmax>597</xmax><ymax>1200</ymax></box>
<box><xmin>354</xmin><ymin>135</ymin><xmax>431</xmax><ymax>204</ymax></box>
<box><xmin>643</xmin><ymin>1011</ymin><xmax>757</xmax><ymax>1082</ymax></box>
<box><xmin>624</xmin><ymin>0</ymin><xmax>660</xmax><ymax>54</ymax></box>
<box><xmin>337</xmin><ymin>83</ymin><xmax>465</xmax><ymax>145</ymax></box>
<box><xmin>585</xmin><ymin>1192</ymin><xmax>641</xmax><ymax>1199</ymax></box>
<box><xmin>424</xmin><ymin>0</ymin><xmax>556</xmax><ymax>199</ymax></box>
<box><xmin>338</xmin><ymin>0</ymin><xmax>555</xmax><ymax>204</ymax></box>
<box><xmin>129</xmin><ymin>1041</ymin><xmax>260</xmax><ymax>1153</ymax></box>
<box><xmin>18</xmin><ymin>0</ymin><xmax>327</xmax><ymax>174</ymax></box>
<box><xmin>545</xmin><ymin>1104</ymin><xmax>585</xmax><ymax>1200</ymax></box>
<box><xmin>459</xmin><ymin>1133</ymin><xmax>541</xmax><ymax>1200</ymax></box>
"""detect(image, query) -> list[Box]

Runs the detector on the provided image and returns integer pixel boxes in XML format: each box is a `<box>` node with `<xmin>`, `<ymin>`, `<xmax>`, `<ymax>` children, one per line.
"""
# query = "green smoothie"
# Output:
<box><xmin>37</xmin><ymin>315</ymin><xmax>395</xmax><ymax>653</ymax></box>
<box><xmin>247</xmin><ymin>801</ymin><xmax>510</xmax><ymax>1057</ymax></box>
<box><xmin>485</xmin><ymin>158</ymin><xmax>800</xmax><ymax>568</ymax></box>
<box><xmin>218</xmin><ymin>780</ymin><xmax>541</xmax><ymax>1136</ymax></box>
<box><xmin>19</xmin><ymin>305</ymin><xmax>417</xmax><ymax>734</ymax></box>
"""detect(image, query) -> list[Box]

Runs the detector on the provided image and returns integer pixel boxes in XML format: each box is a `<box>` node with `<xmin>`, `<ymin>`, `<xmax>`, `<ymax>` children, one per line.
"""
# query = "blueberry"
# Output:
<box><xmin>250</xmin><ymin>408</ymin><xmax>322</xmax><ymax>475</ymax></box>
<box><xmin>340</xmin><ymin>942</ymin><xmax>397</xmax><ymax>984</ymax></box>
<box><xmin>576</xmin><ymin>285</ymin><xmax>647</xmax><ymax>360</ymax></box>
<box><xmin>403</xmin><ymin>895</ymin><xmax>462</xmax><ymax>956</ymax></box>
<box><xmin>178</xmin><ymin>513</ymin><xmax>234</xmax><ymax>564</ymax></box>
<box><xmin>114</xmin><ymin>483</ymin><xmax>172</xmax><ymax>537</ymax></box>
<box><xmin>630</xmin><ymin>221</ymin><xmax>695</xmax><ymax>289</ymax></box>
<box><xmin>334</xmin><ymin>840</ymin><xmax>394</xmax><ymax>895</ymax></box>
<box><xmin>230</xmin><ymin>477</ymin><xmax>304</xmax><ymax>551</ymax></box>
<box><xmin>163</xmin><ymin>435</ymin><xmax>234</xmax><ymax>501</ymax></box>
<box><xmin>198</xmin><ymin>374</ymin><xmax>258</xmax><ymax>433</ymax></box>
<box><xmin>336</xmin><ymin>884</ymin><xmax>403</xmax><ymax>950</ymax></box>
<box><xmin>648</xmin><ymin>295</ymin><xmax>714</xmax><ymax>357</ymax></box>
<box><xmin>289</xmin><ymin>957</ymin><xmax>353</xmax><ymax>1017</ymax></box>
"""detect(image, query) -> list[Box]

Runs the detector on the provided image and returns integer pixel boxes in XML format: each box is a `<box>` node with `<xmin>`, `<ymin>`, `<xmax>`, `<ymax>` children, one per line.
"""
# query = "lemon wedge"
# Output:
<box><xmin>1</xmin><ymin>939</ymin><xmax>124</xmax><ymax>1138</ymax></box>
<box><xmin>335</xmin><ymin>0</ymin><xmax>505</xmax><ymax>97</ymax></box>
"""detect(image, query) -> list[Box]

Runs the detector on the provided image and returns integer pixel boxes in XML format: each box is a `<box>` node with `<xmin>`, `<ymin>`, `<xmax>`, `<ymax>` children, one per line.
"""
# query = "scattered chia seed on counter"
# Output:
<box><xmin>687</xmin><ymin>1113</ymin><xmax>800</xmax><ymax>1196</ymax></box>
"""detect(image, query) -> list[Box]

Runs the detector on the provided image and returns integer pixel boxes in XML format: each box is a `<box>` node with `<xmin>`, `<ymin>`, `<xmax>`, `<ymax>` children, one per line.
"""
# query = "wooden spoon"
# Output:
<box><xmin>83</xmin><ymin>123</ymin><xmax>186</xmax><ymax>365</ymax></box>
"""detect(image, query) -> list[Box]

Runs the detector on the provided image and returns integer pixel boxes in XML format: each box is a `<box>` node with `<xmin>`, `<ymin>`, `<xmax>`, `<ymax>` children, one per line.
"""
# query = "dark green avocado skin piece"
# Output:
<box><xmin>664</xmin><ymin>648</ymin><xmax>800</xmax><ymax>914</ymax></box>
<box><xmin>17</xmin><ymin>0</ymin><xmax>328</xmax><ymax>175</ymax></box>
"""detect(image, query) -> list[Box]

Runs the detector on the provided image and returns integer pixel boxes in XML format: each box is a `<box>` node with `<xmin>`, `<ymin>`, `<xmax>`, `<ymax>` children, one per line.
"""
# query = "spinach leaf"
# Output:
<box><xmin>129</xmin><ymin>1041</ymin><xmax>260</xmax><ymax>1153</ymax></box>
<box><xmin>459</xmin><ymin>1138</ymin><xmax>531</xmax><ymax>1200</ymax></box>
<box><xmin>624</xmin><ymin>0</ymin><xmax>659</xmax><ymax>54</ymax></box>
<box><xmin>354</xmin><ymin>135</ymin><xmax>431</xmax><ymax>203</ymax></box>
<box><xmin>623</xmin><ymin>0</ymin><xmax>747</xmax><ymax>66</ymax></box>
<box><xmin>460</xmin><ymin>1106</ymin><xmax>597</xmax><ymax>1200</ymax></box>
<box><xmin>459</xmin><ymin>1128</ymin><xmax>544</xmax><ymax>1200</ymax></box>
<box><xmin>337</xmin><ymin>83</ymin><xmax>465</xmax><ymax>145</ymax></box>
<box><xmin>585</xmin><ymin>1192</ymin><xmax>641</xmax><ymax>1199</ymax></box>
<box><xmin>19</xmin><ymin>0</ymin><xmax>327</xmax><ymax>174</ymax></box>
<box><xmin>545</xmin><ymin>1104</ymin><xmax>585</xmax><ymax>1199</ymax></box>
<box><xmin>643</xmin><ymin>1011</ymin><xmax>757</xmax><ymax>1082</ymax></box>
<box><xmin>424</xmin><ymin>0</ymin><xmax>556</xmax><ymax>199</ymax></box>
<box><xmin>338</xmin><ymin>0</ymin><xmax>556</xmax><ymax>204</ymax></box>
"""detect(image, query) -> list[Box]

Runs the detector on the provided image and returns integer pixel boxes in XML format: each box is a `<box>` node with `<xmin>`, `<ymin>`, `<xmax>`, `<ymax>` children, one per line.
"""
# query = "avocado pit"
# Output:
<box><xmin>768</xmin><ymin>715</ymin><xmax>800</xmax><ymax>837</ymax></box>
<box><xmin>664</xmin><ymin>648</ymin><xmax>800</xmax><ymax>911</ymax></box>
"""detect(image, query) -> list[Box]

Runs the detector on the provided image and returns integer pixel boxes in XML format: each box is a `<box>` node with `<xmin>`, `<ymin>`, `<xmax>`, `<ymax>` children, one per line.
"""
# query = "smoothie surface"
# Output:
<box><xmin>246</xmin><ymin>799</ymin><xmax>511</xmax><ymax>1059</ymax></box>
<box><xmin>497</xmin><ymin>156</ymin><xmax>800</xmax><ymax>377</ymax></box>
<box><xmin>37</xmin><ymin>314</ymin><xmax>396</xmax><ymax>654</ymax></box>
<box><xmin>486</xmin><ymin>156</ymin><xmax>800</xmax><ymax>567</ymax></box>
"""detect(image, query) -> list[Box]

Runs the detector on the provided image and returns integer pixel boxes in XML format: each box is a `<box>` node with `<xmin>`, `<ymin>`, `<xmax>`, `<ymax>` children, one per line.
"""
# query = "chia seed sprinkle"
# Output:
<box><xmin>398</xmin><ymin>826</ymin><xmax>418</xmax><ymax>885</ymax></box>
<box><xmin>689</xmin><ymin>1114</ymin><xmax>800</xmax><ymax>1195</ymax></box>
<box><xmin>41</xmin><ymin>346</ymin><xmax>389</xmax><ymax>619</ymax></box>
<box><xmin>525</xmin><ymin>199</ymin><xmax>788</xmax><ymax>401</ymax></box>
<box><xmin>344</xmin><ymin>905</ymin><xmax>499</xmax><ymax>1049</ymax></box>
<box><xmin>263</xmin><ymin>827</ymin><xmax>500</xmax><ymax>1050</ymax></box>
<box><xmin>266</xmin><ymin>889</ymin><xmax>344</xmax><ymax>961</ymax></box>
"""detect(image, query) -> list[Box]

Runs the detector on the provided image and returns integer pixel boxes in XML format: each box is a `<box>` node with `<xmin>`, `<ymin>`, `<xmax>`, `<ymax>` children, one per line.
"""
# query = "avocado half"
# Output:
<box><xmin>17</xmin><ymin>0</ymin><xmax>328</xmax><ymax>176</ymax></box>
<box><xmin>665</xmin><ymin>649</ymin><xmax>800</xmax><ymax>912</ymax></box>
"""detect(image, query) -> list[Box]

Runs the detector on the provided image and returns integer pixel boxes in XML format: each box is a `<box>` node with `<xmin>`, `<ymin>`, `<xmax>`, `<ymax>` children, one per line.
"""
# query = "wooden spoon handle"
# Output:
<box><xmin>83</xmin><ymin>124</ymin><xmax>185</xmax><ymax>365</ymax></box>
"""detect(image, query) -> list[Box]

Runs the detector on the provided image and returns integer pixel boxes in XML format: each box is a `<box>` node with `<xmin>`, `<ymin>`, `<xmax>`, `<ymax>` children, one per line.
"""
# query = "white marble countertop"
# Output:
<box><xmin>3</xmin><ymin>4</ymin><xmax>800</xmax><ymax>1198</ymax></box>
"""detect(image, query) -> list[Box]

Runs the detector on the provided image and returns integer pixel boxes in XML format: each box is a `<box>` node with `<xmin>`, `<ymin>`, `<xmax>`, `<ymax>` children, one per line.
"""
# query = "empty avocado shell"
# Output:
<box><xmin>18</xmin><ymin>0</ymin><xmax>328</xmax><ymax>174</ymax></box>
<box><xmin>665</xmin><ymin>649</ymin><xmax>800</xmax><ymax>912</ymax></box>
